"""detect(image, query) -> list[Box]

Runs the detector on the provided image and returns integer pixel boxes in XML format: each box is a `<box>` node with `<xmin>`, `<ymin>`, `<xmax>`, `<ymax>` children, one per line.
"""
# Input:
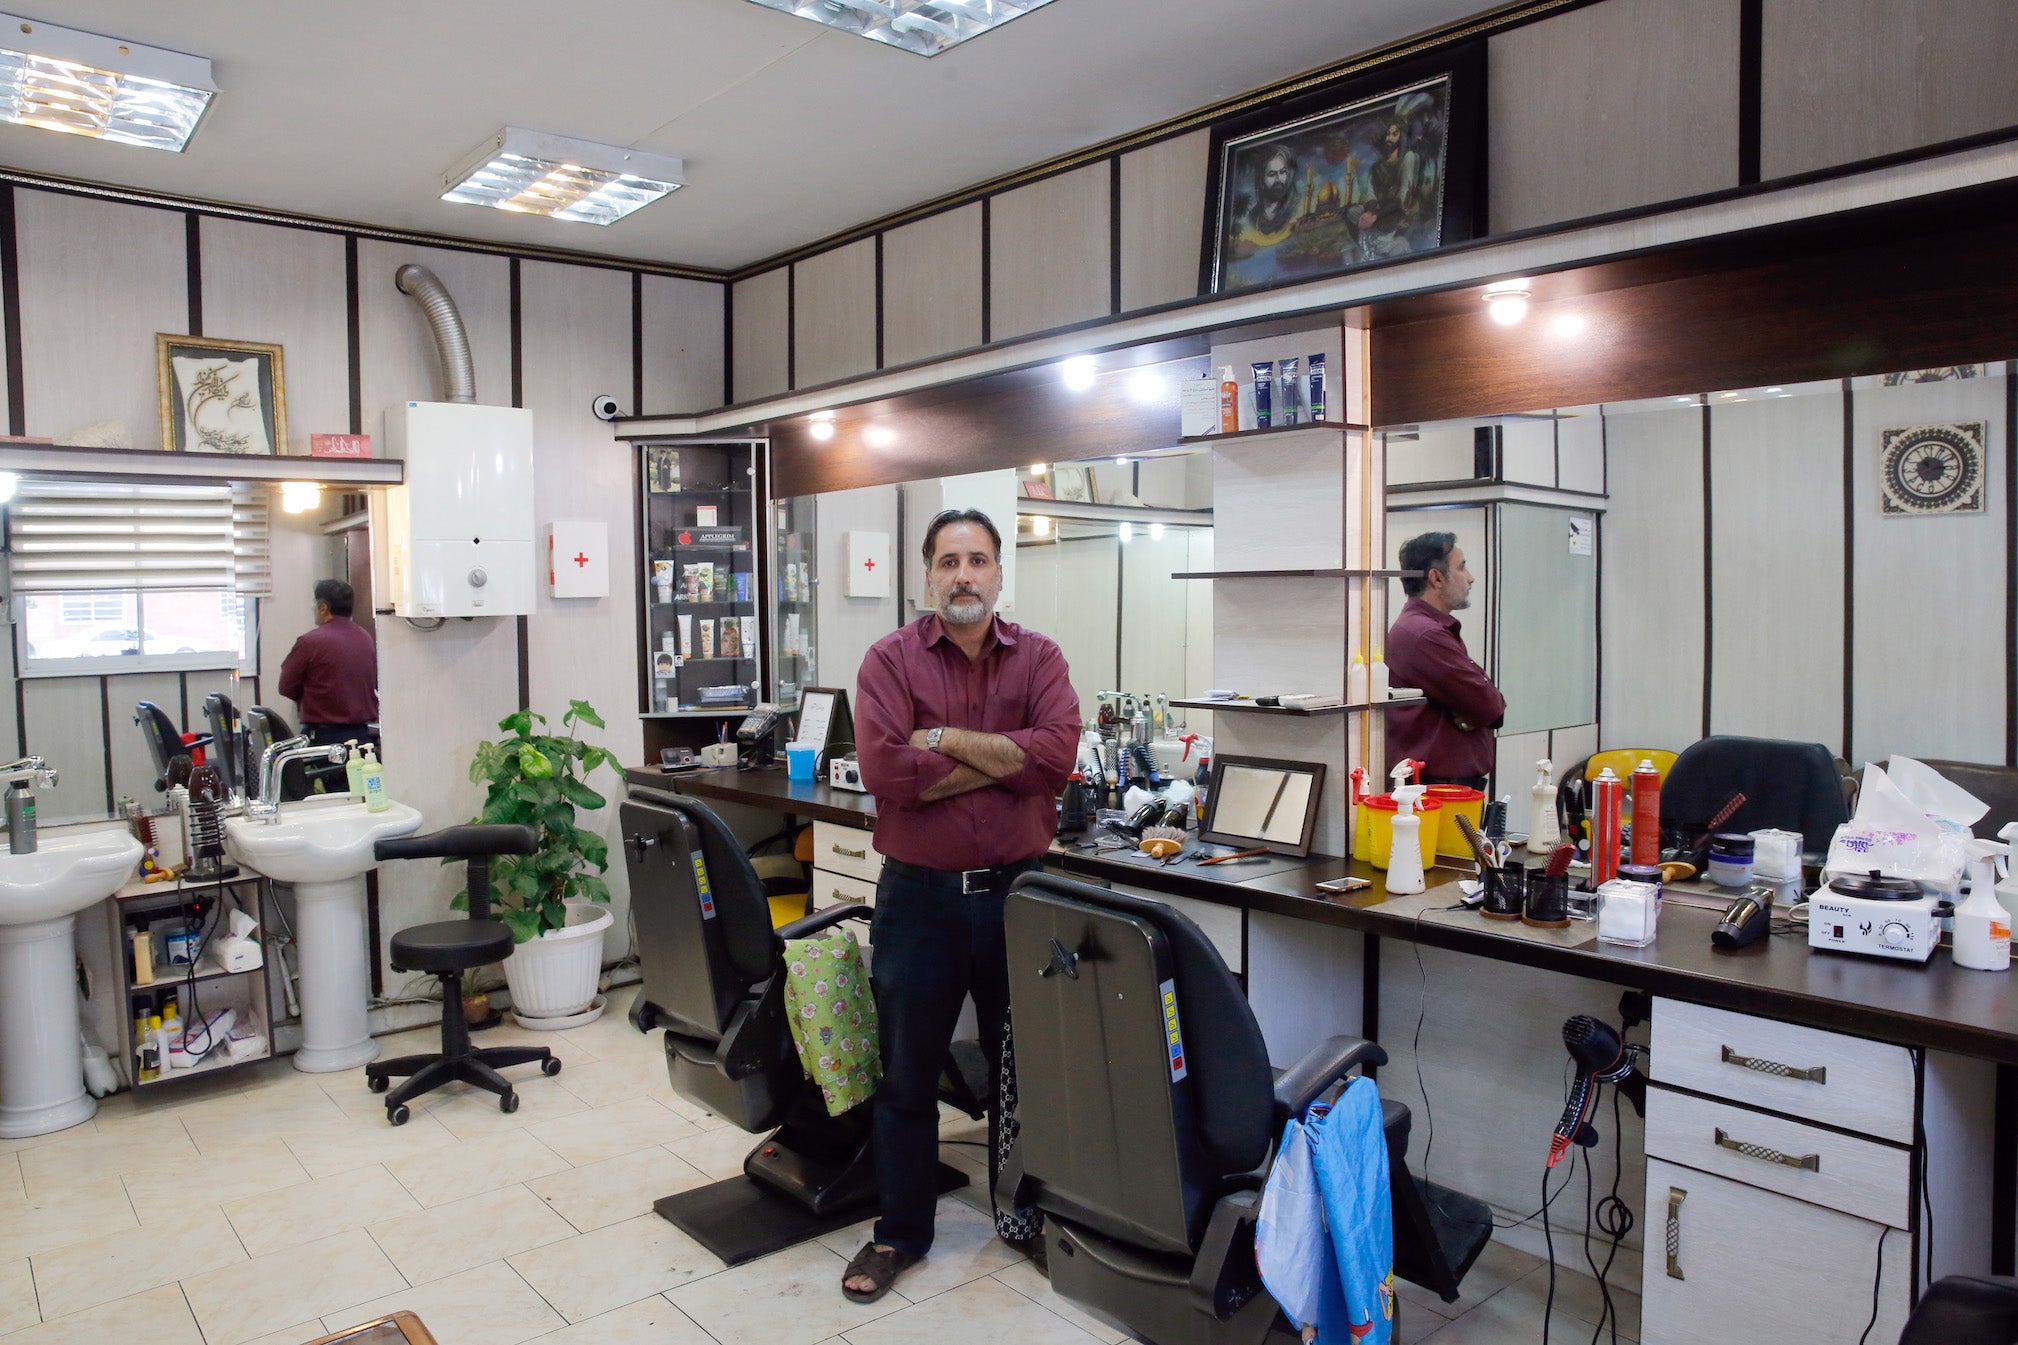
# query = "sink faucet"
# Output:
<box><xmin>247</xmin><ymin>737</ymin><xmax>348</xmax><ymax>824</ymax></box>
<box><xmin>0</xmin><ymin>756</ymin><xmax>57</xmax><ymax>789</ymax></box>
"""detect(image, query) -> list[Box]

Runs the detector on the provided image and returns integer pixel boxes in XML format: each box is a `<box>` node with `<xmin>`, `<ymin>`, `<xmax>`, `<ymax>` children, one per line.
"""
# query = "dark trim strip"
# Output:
<box><xmin>1843</xmin><ymin>379</ymin><xmax>1857</xmax><ymax>762</ymax></box>
<box><xmin>1737</xmin><ymin>0</ymin><xmax>1763</xmax><ymax>186</ymax></box>
<box><xmin>177</xmin><ymin>671</ymin><xmax>189</xmax><ymax>729</ymax></box>
<box><xmin>1360</xmin><ymin>932</ymin><xmax>1381</xmax><ymax>1075</ymax></box>
<box><xmin>0</xmin><ymin>185</ymin><xmax>24</xmax><ymax>437</ymax></box>
<box><xmin>98</xmin><ymin>676</ymin><xmax>114</xmax><ymax>814</ymax></box>
<box><xmin>633</xmin><ymin>445</ymin><xmax>649</xmax><ymax>714</ymax></box>
<box><xmin>1994</xmin><ymin>1064</ymin><xmax>2017</xmax><ymax>1275</ymax></box>
<box><xmin>508</xmin><ymin>258</ymin><xmax>523</xmax><ymax>410</ymax></box>
<box><xmin>786</xmin><ymin>263</ymin><xmax>797</xmax><ymax>391</ymax></box>
<box><xmin>516</xmin><ymin>616</ymin><xmax>531</xmax><ymax>713</ymax></box>
<box><xmin>979</xmin><ymin>198</ymin><xmax>993</xmax><ymax>346</ymax></box>
<box><xmin>364</xmin><ymin>870</ymin><xmax>383</xmax><ymax>1000</ymax></box>
<box><xmin>1592</xmin><ymin>508</ymin><xmax>1603</xmax><ymax>736</ymax></box>
<box><xmin>2007</xmin><ymin>362</ymin><xmax>2017</xmax><ymax>767</ymax></box>
<box><xmin>184</xmin><ymin>211</ymin><xmax>203</xmax><ymax>337</ymax></box>
<box><xmin>12</xmin><ymin>655</ymin><xmax>23</xmax><ymax>758</ymax></box>
<box><xmin>344</xmin><ymin>236</ymin><xmax>362</xmax><ymax>435</ymax></box>
<box><xmin>1108</xmin><ymin>155</ymin><xmax>1123</xmax><ymax>316</ymax></box>
<box><xmin>631</xmin><ymin>271</ymin><xmax>644</xmax><ymax>420</ymax></box>
<box><xmin>723</xmin><ymin>281</ymin><xmax>736</xmax><ymax>408</ymax></box>
<box><xmin>1700</xmin><ymin>404</ymin><xmax>1714</xmax><ymax>740</ymax></box>
<box><xmin>873</xmin><ymin>232</ymin><xmax>886</xmax><ymax>371</ymax></box>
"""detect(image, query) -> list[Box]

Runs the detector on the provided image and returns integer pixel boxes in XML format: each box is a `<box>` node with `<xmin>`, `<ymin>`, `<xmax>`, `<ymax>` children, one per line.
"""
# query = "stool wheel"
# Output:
<box><xmin>367</xmin><ymin>1073</ymin><xmax>389</xmax><ymax>1094</ymax></box>
<box><xmin>541</xmin><ymin>1057</ymin><xmax>562</xmax><ymax>1077</ymax></box>
<box><xmin>500</xmin><ymin>1090</ymin><xmax>520</xmax><ymax>1114</ymax></box>
<box><xmin>388</xmin><ymin>1103</ymin><xmax>410</xmax><ymax>1126</ymax></box>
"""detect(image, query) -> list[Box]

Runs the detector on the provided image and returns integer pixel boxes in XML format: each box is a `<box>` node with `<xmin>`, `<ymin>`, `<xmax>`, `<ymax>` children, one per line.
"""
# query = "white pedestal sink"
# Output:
<box><xmin>0</xmin><ymin>828</ymin><xmax>142</xmax><ymax>1137</ymax></box>
<box><xmin>225</xmin><ymin>795</ymin><xmax>423</xmax><ymax>1073</ymax></box>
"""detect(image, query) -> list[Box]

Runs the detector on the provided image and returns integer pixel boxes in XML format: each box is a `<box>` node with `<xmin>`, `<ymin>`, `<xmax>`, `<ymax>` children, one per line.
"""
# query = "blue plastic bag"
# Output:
<box><xmin>1256</xmin><ymin>1113</ymin><xmax>1348</xmax><ymax>1335</ymax></box>
<box><xmin>1256</xmin><ymin>1078</ymin><xmax>1395</xmax><ymax>1343</ymax></box>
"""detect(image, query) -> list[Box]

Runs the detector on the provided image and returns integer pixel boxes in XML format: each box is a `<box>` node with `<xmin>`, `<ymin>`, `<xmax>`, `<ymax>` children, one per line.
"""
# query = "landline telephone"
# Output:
<box><xmin>735</xmin><ymin>704</ymin><xmax>784</xmax><ymax>767</ymax></box>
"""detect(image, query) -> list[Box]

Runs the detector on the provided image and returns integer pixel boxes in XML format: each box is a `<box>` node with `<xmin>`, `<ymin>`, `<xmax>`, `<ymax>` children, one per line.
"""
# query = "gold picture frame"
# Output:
<box><xmin>156</xmin><ymin>334</ymin><xmax>287</xmax><ymax>454</ymax></box>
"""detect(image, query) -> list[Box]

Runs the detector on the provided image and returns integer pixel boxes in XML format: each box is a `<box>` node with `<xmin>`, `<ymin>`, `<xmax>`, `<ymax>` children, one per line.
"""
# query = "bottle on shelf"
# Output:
<box><xmin>1218</xmin><ymin>366</ymin><xmax>1240</xmax><ymax>433</ymax></box>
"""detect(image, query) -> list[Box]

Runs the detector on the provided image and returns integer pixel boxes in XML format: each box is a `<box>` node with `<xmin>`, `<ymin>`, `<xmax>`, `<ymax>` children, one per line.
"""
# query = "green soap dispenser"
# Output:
<box><xmin>360</xmin><ymin>745</ymin><xmax>388</xmax><ymax>813</ymax></box>
<box><xmin>344</xmin><ymin>740</ymin><xmax>366</xmax><ymax>798</ymax></box>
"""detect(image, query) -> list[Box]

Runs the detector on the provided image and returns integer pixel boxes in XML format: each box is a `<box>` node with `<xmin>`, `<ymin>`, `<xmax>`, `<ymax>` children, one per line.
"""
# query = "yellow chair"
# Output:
<box><xmin>751</xmin><ymin>826</ymin><xmax>815</xmax><ymax>928</ymax></box>
<box><xmin>1581</xmin><ymin>748</ymin><xmax>1677</xmax><ymax>783</ymax></box>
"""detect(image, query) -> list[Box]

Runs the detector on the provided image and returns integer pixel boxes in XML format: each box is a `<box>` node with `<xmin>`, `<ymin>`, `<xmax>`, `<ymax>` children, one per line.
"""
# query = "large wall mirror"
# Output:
<box><xmin>782</xmin><ymin>444</ymin><xmax>1217</xmax><ymax>741</ymax></box>
<box><xmin>1</xmin><ymin>477</ymin><xmax>371</xmax><ymax>824</ymax></box>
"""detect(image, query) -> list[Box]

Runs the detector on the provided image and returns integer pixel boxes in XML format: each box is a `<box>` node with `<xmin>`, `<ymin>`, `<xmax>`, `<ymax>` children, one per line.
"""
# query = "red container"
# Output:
<box><xmin>1590</xmin><ymin>770</ymin><xmax>1623</xmax><ymax>889</ymax></box>
<box><xmin>1630</xmin><ymin>760</ymin><xmax>1662</xmax><ymax>867</ymax></box>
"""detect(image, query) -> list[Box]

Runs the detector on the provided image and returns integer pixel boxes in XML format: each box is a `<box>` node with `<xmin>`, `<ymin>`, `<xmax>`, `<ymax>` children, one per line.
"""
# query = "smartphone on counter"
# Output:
<box><xmin>1315</xmin><ymin>877</ymin><xmax>1372</xmax><ymax>894</ymax></box>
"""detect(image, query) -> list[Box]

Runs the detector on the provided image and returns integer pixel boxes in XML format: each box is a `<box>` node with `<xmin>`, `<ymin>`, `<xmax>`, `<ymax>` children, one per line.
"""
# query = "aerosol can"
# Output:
<box><xmin>1385</xmin><ymin>785</ymin><xmax>1429</xmax><ymax>896</ymax></box>
<box><xmin>1528</xmin><ymin>759</ymin><xmax>1561</xmax><ymax>855</ymax></box>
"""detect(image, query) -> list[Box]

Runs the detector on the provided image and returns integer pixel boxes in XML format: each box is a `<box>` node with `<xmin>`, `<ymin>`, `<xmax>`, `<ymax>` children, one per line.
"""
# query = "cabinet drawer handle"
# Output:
<box><xmin>1665</xmin><ymin>1187</ymin><xmax>1686</xmax><ymax>1280</ymax></box>
<box><xmin>1714</xmin><ymin>1127</ymin><xmax>1821</xmax><ymax>1172</ymax></box>
<box><xmin>1720</xmin><ymin>1044</ymin><xmax>1827</xmax><ymax>1084</ymax></box>
<box><xmin>831</xmin><ymin>844</ymin><xmax>867</xmax><ymax>860</ymax></box>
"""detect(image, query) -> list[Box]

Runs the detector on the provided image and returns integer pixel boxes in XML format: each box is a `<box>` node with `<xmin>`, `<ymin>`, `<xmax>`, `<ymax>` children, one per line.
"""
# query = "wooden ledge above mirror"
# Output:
<box><xmin>0</xmin><ymin>442</ymin><xmax>404</xmax><ymax>488</ymax></box>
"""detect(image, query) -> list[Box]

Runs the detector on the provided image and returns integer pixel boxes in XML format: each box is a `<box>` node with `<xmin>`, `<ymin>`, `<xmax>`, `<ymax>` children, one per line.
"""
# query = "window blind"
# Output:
<box><xmin>8</xmin><ymin>481</ymin><xmax>272</xmax><ymax>596</ymax></box>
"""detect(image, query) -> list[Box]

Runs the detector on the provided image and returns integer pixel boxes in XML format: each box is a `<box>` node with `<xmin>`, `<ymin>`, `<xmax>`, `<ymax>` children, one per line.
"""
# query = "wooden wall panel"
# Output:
<box><xmin>1118</xmin><ymin>130</ymin><xmax>1210</xmax><ymax>312</ymax></box>
<box><xmin>732</xmin><ymin>267</ymin><xmax>789</xmax><ymax>403</ymax></box>
<box><xmin>22</xmin><ymin>678</ymin><xmax>106</xmax><ymax>823</ymax></box>
<box><xmin>521</xmin><ymin>260</ymin><xmax>644</xmax><ymax>965</ymax></box>
<box><xmin>1600</xmin><ymin>407</ymin><xmax>1705</xmax><ymax>752</ymax></box>
<box><xmin>881</xmin><ymin>204</ymin><xmax>982</xmax><ymax>369</ymax></box>
<box><xmin>1488</xmin><ymin>0</ymin><xmax>1741</xmax><ymax>234</ymax></box>
<box><xmin>1709</xmin><ymin>391</ymin><xmax>1846</xmax><ymax>751</ymax></box>
<box><xmin>792</xmin><ymin>239</ymin><xmax>877</xmax><ymax>388</ymax></box>
<box><xmin>989</xmin><ymin>163</ymin><xmax>1112</xmax><ymax>342</ymax></box>
<box><xmin>1850</xmin><ymin>371</ymin><xmax>2007</xmax><ymax>764</ymax></box>
<box><xmin>640</xmin><ymin>274</ymin><xmax>725</xmax><ymax>415</ymax></box>
<box><xmin>198</xmin><ymin>217</ymin><xmax>348</xmax><ymax>455</ymax></box>
<box><xmin>15</xmin><ymin>190</ymin><xmax>186</xmax><ymax>444</ymax></box>
<box><xmin>1762</xmin><ymin>0</ymin><xmax>2018</xmax><ymax>181</ymax></box>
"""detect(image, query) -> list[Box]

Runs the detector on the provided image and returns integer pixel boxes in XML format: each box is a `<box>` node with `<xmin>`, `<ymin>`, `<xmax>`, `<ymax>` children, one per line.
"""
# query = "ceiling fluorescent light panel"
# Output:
<box><xmin>441</xmin><ymin>127</ymin><xmax>684</xmax><ymax>226</ymax></box>
<box><xmin>0</xmin><ymin>13</ymin><xmax>215</xmax><ymax>152</ymax></box>
<box><xmin>745</xmin><ymin>0</ymin><xmax>1056</xmax><ymax>56</ymax></box>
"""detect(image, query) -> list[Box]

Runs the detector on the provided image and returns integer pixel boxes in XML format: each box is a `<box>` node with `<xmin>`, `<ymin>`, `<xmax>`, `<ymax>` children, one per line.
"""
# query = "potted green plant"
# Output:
<box><xmin>463</xmin><ymin>700</ymin><xmax>622</xmax><ymax>1023</ymax></box>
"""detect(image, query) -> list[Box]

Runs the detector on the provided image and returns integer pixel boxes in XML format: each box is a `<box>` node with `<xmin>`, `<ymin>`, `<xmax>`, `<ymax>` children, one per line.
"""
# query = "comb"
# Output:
<box><xmin>1453</xmin><ymin>813</ymin><xmax>1498</xmax><ymax>872</ymax></box>
<box><xmin>1545</xmin><ymin>842</ymin><xmax>1577</xmax><ymax>878</ymax></box>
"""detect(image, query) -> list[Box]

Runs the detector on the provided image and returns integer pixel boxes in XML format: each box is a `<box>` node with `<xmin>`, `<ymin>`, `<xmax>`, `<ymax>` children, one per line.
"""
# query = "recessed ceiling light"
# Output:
<box><xmin>1031</xmin><ymin>515</ymin><xmax>1050</xmax><ymax>537</ymax></box>
<box><xmin>1118</xmin><ymin>521</ymin><xmax>1133</xmax><ymax>543</ymax></box>
<box><xmin>442</xmin><ymin>128</ymin><xmax>684</xmax><ymax>226</ymax></box>
<box><xmin>1028</xmin><ymin>462</ymin><xmax>1047</xmax><ymax>475</ymax></box>
<box><xmin>808</xmin><ymin>420</ymin><xmax>835</xmax><ymax>442</ymax></box>
<box><xmin>744</xmin><ymin>0</ymin><xmax>1057</xmax><ymax>56</ymax></box>
<box><xmin>0</xmin><ymin>14</ymin><xmax>215</xmax><ymax>152</ymax></box>
<box><xmin>1060</xmin><ymin>356</ymin><xmax>1096</xmax><ymax>391</ymax></box>
<box><xmin>1148</xmin><ymin>522</ymin><xmax>1165</xmax><ymax>541</ymax></box>
<box><xmin>1481</xmin><ymin>279</ymin><xmax>1531</xmax><ymax>326</ymax></box>
<box><xmin>863</xmin><ymin>426</ymin><xmax>896</xmax><ymax>448</ymax></box>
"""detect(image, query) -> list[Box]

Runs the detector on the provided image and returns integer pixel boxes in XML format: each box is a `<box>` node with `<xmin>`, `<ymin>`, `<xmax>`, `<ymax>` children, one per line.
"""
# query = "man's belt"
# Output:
<box><xmin>883</xmin><ymin>857</ymin><xmax>1041</xmax><ymax>896</ymax></box>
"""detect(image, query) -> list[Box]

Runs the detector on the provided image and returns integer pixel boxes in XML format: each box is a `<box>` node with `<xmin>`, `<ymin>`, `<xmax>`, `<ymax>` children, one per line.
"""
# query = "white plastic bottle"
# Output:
<box><xmin>1528</xmin><ymin>759</ymin><xmax>1560</xmax><ymax>854</ymax></box>
<box><xmin>1368</xmin><ymin>650</ymin><xmax>1390</xmax><ymax>701</ymax></box>
<box><xmin>1347</xmin><ymin>653</ymin><xmax>1370</xmax><ymax>705</ymax></box>
<box><xmin>1385</xmin><ymin>785</ymin><xmax>1428</xmax><ymax>896</ymax></box>
<box><xmin>1953</xmin><ymin>843</ymin><xmax>2011</xmax><ymax>972</ymax></box>
<box><xmin>1996</xmin><ymin>822</ymin><xmax>2018</xmax><ymax>926</ymax></box>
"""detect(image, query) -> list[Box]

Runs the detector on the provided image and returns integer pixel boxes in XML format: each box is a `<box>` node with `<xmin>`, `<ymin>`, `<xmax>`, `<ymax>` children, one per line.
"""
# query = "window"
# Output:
<box><xmin>8</xmin><ymin>481</ymin><xmax>267</xmax><ymax>676</ymax></box>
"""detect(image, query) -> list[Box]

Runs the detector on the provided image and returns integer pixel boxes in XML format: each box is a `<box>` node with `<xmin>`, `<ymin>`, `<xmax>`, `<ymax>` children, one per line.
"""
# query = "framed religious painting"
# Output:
<box><xmin>156</xmin><ymin>334</ymin><xmax>288</xmax><ymax>454</ymax></box>
<box><xmin>1203</xmin><ymin>43</ymin><xmax>1486</xmax><ymax>296</ymax></box>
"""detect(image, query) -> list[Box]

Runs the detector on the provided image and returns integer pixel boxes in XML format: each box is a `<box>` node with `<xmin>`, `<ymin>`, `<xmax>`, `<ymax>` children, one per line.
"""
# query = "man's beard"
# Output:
<box><xmin>937</xmin><ymin>588</ymin><xmax>988</xmax><ymax>625</ymax></box>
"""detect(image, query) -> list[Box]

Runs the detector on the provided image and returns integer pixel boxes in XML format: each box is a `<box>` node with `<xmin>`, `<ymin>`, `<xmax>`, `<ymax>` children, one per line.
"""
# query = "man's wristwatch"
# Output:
<box><xmin>925</xmin><ymin>727</ymin><xmax>945</xmax><ymax>753</ymax></box>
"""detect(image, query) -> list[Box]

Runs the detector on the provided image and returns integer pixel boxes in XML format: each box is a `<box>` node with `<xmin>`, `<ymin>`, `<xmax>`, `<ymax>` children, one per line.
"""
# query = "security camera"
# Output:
<box><xmin>591</xmin><ymin>395</ymin><xmax>622</xmax><ymax>422</ymax></box>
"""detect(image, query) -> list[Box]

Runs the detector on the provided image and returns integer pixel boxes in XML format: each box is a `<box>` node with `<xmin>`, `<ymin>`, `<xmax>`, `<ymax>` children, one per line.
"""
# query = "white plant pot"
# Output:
<box><xmin>503</xmin><ymin>898</ymin><xmax>613</xmax><ymax>1019</ymax></box>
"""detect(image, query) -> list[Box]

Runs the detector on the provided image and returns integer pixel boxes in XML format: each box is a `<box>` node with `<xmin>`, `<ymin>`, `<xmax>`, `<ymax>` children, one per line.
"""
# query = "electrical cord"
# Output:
<box><xmin>1860</xmin><ymin>1226</ymin><xmax>1891</xmax><ymax>1345</ymax></box>
<box><xmin>1583</xmin><ymin>1088</ymin><xmax>1634</xmax><ymax>1345</ymax></box>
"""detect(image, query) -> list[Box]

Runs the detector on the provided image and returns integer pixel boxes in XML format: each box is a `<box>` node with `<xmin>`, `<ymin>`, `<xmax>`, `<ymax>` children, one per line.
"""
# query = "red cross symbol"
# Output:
<box><xmin>862</xmin><ymin>557</ymin><xmax>876</xmax><ymax>571</ymax></box>
<box><xmin>572</xmin><ymin>552</ymin><xmax>590</xmax><ymax>568</ymax></box>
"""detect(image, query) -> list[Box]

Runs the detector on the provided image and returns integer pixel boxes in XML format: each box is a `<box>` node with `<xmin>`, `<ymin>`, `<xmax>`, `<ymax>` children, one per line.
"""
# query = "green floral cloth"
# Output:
<box><xmin>781</xmin><ymin>927</ymin><xmax>880</xmax><ymax>1116</ymax></box>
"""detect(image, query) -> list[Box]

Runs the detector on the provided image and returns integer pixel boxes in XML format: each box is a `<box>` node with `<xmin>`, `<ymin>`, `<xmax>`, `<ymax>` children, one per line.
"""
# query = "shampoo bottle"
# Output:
<box><xmin>1385</xmin><ymin>786</ymin><xmax>1428</xmax><ymax>896</ymax></box>
<box><xmin>1369</xmin><ymin>650</ymin><xmax>1390</xmax><ymax>701</ymax></box>
<box><xmin>344</xmin><ymin>741</ymin><xmax>366</xmax><ymax>798</ymax></box>
<box><xmin>5</xmin><ymin>778</ymin><xmax>35</xmax><ymax>854</ymax></box>
<box><xmin>360</xmin><ymin>746</ymin><xmax>389</xmax><ymax>814</ymax></box>
<box><xmin>1347</xmin><ymin>653</ymin><xmax>1370</xmax><ymax>704</ymax></box>
<box><xmin>1218</xmin><ymin>366</ymin><xmax>1240</xmax><ymax>433</ymax></box>
<box><xmin>1954</xmin><ymin>844</ymin><xmax>2011</xmax><ymax>972</ymax></box>
<box><xmin>1996</xmin><ymin>822</ymin><xmax>2018</xmax><ymax>926</ymax></box>
<box><xmin>1528</xmin><ymin>759</ymin><xmax>1561</xmax><ymax>854</ymax></box>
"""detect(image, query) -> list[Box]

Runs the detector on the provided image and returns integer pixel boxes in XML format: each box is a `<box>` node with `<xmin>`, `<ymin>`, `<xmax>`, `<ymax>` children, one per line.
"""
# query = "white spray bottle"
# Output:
<box><xmin>1528</xmin><ymin>759</ymin><xmax>1560</xmax><ymax>855</ymax></box>
<box><xmin>1996</xmin><ymin>822</ymin><xmax>2018</xmax><ymax>926</ymax></box>
<box><xmin>1385</xmin><ymin>784</ymin><xmax>1429</xmax><ymax>896</ymax></box>
<box><xmin>1953</xmin><ymin>838</ymin><xmax>2011</xmax><ymax>972</ymax></box>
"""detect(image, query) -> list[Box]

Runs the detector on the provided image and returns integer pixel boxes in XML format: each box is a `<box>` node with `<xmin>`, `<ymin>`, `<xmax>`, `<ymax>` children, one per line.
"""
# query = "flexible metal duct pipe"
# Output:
<box><xmin>393</xmin><ymin>264</ymin><xmax>476</xmax><ymax>404</ymax></box>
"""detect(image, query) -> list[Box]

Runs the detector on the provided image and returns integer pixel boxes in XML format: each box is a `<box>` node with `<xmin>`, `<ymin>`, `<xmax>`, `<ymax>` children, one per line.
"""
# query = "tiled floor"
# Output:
<box><xmin>0</xmin><ymin>983</ymin><xmax>1638</xmax><ymax>1344</ymax></box>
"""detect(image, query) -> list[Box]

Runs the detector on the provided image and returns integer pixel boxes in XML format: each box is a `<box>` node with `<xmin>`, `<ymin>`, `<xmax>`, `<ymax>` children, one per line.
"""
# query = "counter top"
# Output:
<box><xmin>627</xmin><ymin>765</ymin><xmax>2018</xmax><ymax>1064</ymax></box>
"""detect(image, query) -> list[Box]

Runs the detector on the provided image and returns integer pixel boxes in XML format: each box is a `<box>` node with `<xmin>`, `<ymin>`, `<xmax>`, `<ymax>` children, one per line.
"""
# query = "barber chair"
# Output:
<box><xmin>244</xmin><ymin>705</ymin><xmax>347</xmax><ymax>799</ymax></box>
<box><xmin>1661</xmin><ymin>735</ymin><xmax>1851</xmax><ymax>848</ymax></box>
<box><xmin>1900</xmin><ymin>1275</ymin><xmax>2018</xmax><ymax>1344</ymax></box>
<box><xmin>997</xmin><ymin>874</ymin><xmax>1492</xmax><ymax>1345</ymax></box>
<box><xmin>133</xmin><ymin>700</ymin><xmax>211</xmax><ymax>792</ymax></box>
<box><xmin>622</xmin><ymin>786</ymin><xmax>967</xmax><ymax>1266</ymax></box>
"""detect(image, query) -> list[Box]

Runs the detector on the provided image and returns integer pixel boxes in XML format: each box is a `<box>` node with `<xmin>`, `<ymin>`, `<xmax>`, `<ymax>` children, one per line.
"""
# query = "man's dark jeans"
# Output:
<box><xmin>868</xmin><ymin>858</ymin><xmax>1038</xmax><ymax>1257</ymax></box>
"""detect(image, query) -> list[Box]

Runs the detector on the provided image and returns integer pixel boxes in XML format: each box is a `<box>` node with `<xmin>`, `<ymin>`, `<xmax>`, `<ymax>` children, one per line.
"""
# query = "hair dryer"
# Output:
<box><xmin>1548</xmin><ymin>1014</ymin><xmax>1647</xmax><ymax>1167</ymax></box>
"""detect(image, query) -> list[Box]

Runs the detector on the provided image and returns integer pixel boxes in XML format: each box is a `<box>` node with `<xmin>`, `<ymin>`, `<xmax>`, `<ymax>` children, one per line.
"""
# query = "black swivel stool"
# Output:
<box><xmin>366</xmin><ymin>824</ymin><xmax>561</xmax><ymax>1124</ymax></box>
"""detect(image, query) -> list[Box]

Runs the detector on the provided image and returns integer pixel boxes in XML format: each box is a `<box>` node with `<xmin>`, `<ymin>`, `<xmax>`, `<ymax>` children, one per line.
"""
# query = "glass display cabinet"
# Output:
<box><xmin>638</xmin><ymin>441</ymin><xmax>763</xmax><ymax>721</ymax></box>
<box><xmin>771</xmin><ymin>493</ymin><xmax>816</xmax><ymax>712</ymax></box>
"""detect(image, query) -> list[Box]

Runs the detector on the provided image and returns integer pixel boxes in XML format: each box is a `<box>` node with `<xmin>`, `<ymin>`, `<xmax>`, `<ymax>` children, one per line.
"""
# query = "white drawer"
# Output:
<box><xmin>1650</xmin><ymin>998</ymin><xmax>1914</xmax><ymax>1142</ymax></box>
<box><xmin>1641</xmin><ymin>1158</ymin><xmax>1908</xmax><ymax>1345</ymax></box>
<box><xmin>812</xmin><ymin>820</ymin><xmax>883</xmax><ymax>884</ymax></box>
<box><xmin>1645</xmin><ymin>1087</ymin><xmax>1909</xmax><ymax>1228</ymax></box>
<box><xmin>813</xmin><ymin>868</ymin><xmax>879</xmax><ymax>912</ymax></box>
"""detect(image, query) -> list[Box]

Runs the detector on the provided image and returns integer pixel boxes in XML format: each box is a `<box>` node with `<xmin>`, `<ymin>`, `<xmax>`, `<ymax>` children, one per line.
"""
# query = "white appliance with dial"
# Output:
<box><xmin>1807</xmin><ymin>871</ymin><xmax>1942</xmax><ymax>963</ymax></box>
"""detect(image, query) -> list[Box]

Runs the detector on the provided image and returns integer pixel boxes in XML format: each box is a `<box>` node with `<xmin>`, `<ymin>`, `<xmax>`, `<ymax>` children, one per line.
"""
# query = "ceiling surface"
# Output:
<box><xmin>9</xmin><ymin>0</ymin><xmax>1511</xmax><ymax>272</ymax></box>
